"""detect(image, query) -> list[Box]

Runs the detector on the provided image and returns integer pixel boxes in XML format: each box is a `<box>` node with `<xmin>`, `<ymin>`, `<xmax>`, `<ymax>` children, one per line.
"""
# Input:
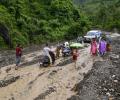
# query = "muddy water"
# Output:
<box><xmin>68</xmin><ymin>34</ymin><xmax>120</xmax><ymax>100</ymax></box>
<box><xmin>0</xmin><ymin>45</ymin><xmax>96</xmax><ymax>100</ymax></box>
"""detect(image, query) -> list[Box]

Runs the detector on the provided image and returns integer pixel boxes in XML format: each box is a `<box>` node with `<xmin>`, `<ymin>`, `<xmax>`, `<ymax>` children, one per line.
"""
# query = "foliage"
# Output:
<box><xmin>75</xmin><ymin>0</ymin><xmax>120</xmax><ymax>32</ymax></box>
<box><xmin>0</xmin><ymin>0</ymin><xmax>90</xmax><ymax>48</ymax></box>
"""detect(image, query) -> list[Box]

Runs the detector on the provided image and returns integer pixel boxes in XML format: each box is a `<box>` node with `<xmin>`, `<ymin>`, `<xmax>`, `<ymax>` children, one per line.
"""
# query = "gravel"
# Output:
<box><xmin>68</xmin><ymin>37</ymin><xmax>120</xmax><ymax>100</ymax></box>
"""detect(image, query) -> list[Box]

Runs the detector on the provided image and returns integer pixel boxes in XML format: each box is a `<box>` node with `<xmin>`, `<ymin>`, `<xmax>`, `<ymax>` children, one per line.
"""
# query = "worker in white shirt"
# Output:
<box><xmin>43</xmin><ymin>43</ymin><xmax>52</xmax><ymax>65</ymax></box>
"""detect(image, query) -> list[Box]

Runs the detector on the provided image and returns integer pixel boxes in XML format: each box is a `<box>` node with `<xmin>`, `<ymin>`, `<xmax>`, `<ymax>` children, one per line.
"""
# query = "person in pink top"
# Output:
<box><xmin>90</xmin><ymin>38</ymin><xmax>97</xmax><ymax>56</ymax></box>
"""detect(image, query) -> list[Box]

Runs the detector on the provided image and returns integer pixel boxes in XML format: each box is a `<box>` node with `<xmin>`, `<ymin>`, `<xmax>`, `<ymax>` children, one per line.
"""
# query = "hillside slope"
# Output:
<box><xmin>0</xmin><ymin>0</ymin><xmax>90</xmax><ymax>48</ymax></box>
<box><xmin>74</xmin><ymin>0</ymin><xmax>120</xmax><ymax>31</ymax></box>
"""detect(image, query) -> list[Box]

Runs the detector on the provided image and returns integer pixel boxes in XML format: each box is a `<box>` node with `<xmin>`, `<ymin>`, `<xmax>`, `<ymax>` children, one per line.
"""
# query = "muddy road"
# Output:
<box><xmin>68</xmin><ymin>34</ymin><xmax>120</xmax><ymax>100</ymax></box>
<box><xmin>0</xmin><ymin>42</ymin><xmax>95</xmax><ymax>100</ymax></box>
<box><xmin>0</xmin><ymin>33</ymin><xmax>119</xmax><ymax>100</ymax></box>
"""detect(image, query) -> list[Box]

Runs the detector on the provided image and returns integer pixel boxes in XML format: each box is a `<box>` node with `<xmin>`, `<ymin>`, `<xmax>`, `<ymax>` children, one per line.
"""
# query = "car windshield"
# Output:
<box><xmin>87</xmin><ymin>32</ymin><xmax>96</xmax><ymax>36</ymax></box>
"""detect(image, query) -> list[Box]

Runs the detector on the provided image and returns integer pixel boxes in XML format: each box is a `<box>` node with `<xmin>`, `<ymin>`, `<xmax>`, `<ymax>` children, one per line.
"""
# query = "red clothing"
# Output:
<box><xmin>72</xmin><ymin>52</ymin><xmax>78</xmax><ymax>61</ymax></box>
<box><xmin>106</xmin><ymin>43</ymin><xmax>111</xmax><ymax>52</ymax></box>
<box><xmin>73</xmin><ymin>54</ymin><xmax>77</xmax><ymax>61</ymax></box>
<box><xmin>16</xmin><ymin>47</ymin><xmax>22</xmax><ymax>56</ymax></box>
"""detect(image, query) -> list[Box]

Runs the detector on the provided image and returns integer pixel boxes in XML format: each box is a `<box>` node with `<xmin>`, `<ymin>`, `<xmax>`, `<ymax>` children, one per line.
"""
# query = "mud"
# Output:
<box><xmin>34</xmin><ymin>86</ymin><xmax>56</xmax><ymax>100</ymax></box>
<box><xmin>0</xmin><ymin>45</ymin><xmax>42</xmax><ymax>68</ymax></box>
<box><xmin>0</xmin><ymin>34</ymin><xmax>119</xmax><ymax>100</ymax></box>
<box><xmin>68</xmin><ymin>36</ymin><xmax>120</xmax><ymax>100</ymax></box>
<box><xmin>0</xmin><ymin>75</ymin><xmax>20</xmax><ymax>87</ymax></box>
<box><xmin>0</xmin><ymin>41</ymin><xmax>64</xmax><ymax>68</ymax></box>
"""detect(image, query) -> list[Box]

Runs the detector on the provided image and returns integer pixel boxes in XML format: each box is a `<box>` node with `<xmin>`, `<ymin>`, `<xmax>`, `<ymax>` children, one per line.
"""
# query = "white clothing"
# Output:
<box><xmin>43</xmin><ymin>47</ymin><xmax>52</xmax><ymax>64</ymax></box>
<box><xmin>64</xmin><ymin>42</ymin><xmax>69</xmax><ymax>47</ymax></box>
<box><xmin>43</xmin><ymin>47</ymin><xmax>51</xmax><ymax>56</ymax></box>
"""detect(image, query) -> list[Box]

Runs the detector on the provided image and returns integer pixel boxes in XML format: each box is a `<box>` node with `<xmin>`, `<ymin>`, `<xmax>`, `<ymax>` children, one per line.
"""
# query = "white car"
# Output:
<box><xmin>84</xmin><ymin>30</ymin><xmax>102</xmax><ymax>42</ymax></box>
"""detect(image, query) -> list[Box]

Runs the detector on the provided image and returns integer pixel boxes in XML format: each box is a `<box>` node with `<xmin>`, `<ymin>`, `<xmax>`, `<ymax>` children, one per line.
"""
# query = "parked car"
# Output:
<box><xmin>84</xmin><ymin>30</ymin><xmax>102</xmax><ymax>42</ymax></box>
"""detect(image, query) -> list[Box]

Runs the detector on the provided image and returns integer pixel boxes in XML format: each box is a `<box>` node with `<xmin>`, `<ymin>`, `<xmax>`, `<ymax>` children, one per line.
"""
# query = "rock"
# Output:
<box><xmin>104</xmin><ymin>80</ymin><xmax>107</xmax><ymax>83</ymax></box>
<box><xmin>99</xmin><ymin>86</ymin><xmax>102</xmax><ymax>89</ymax></box>
<box><xmin>113</xmin><ymin>80</ymin><xmax>118</xmax><ymax>83</ymax></box>
<box><xmin>103</xmin><ymin>88</ymin><xmax>107</xmax><ymax>91</ymax></box>
<box><xmin>109</xmin><ymin>54</ymin><xmax>119</xmax><ymax>60</ymax></box>
<box><xmin>112</xmin><ymin>75</ymin><xmax>116</xmax><ymax>78</ymax></box>
<box><xmin>106</xmin><ymin>92</ymin><xmax>111</xmax><ymax>96</ymax></box>
<box><xmin>109</xmin><ymin>89</ymin><xmax>114</xmax><ymax>92</ymax></box>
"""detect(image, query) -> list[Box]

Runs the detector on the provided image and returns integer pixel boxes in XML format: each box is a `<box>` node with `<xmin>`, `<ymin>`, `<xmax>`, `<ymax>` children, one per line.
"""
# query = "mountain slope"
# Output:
<box><xmin>0</xmin><ymin>0</ymin><xmax>90</xmax><ymax>48</ymax></box>
<box><xmin>74</xmin><ymin>0</ymin><xmax>120</xmax><ymax>31</ymax></box>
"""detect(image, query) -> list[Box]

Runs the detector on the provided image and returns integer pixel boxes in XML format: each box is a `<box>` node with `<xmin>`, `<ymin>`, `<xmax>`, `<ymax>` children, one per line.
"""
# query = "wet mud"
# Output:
<box><xmin>68</xmin><ymin>37</ymin><xmax>120</xmax><ymax>100</ymax></box>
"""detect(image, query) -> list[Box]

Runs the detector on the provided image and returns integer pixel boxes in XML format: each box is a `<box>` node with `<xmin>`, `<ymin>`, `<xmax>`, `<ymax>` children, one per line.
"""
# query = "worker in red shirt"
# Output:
<box><xmin>15</xmin><ymin>44</ymin><xmax>22</xmax><ymax>70</ymax></box>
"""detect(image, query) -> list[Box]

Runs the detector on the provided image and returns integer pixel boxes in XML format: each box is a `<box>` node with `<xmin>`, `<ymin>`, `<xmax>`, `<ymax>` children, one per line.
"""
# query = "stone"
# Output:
<box><xmin>110</xmin><ymin>54</ymin><xmax>119</xmax><ymax>60</ymax></box>
<box><xmin>113</xmin><ymin>80</ymin><xmax>118</xmax><ymax>83</ymax></box>
<box><xmin>112</xmin><ymin>75</ymin><xmax>116</xmax><ymax>78</ymax></box>
<box><xmin>106</xmin><ymin>92</ymin><xmax>111</xmax><ymax>96</ymax></box>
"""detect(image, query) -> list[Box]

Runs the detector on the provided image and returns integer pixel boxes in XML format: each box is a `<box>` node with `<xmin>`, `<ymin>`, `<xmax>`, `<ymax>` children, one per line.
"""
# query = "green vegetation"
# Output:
<box><xmin>0</xmin><ymin>0</ymin><xmax>90</xmax><ymax>48</ymax></box>
<box><xmin>1</xmin><ymin>0</ymin><xmax>119</xmax><ymax>48</ymax></box>
<box><xmin>75</xmin><ymin>0</ymin><xmax>120</xmax><ymax>31</ymax></box>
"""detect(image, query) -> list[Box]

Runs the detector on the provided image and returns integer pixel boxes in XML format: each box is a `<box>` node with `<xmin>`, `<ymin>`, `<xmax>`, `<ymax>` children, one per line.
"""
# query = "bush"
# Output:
<box><xmin>0</xmin><ymin>0</ymin><xmax>91</xmax><ymax>48</ymax></box>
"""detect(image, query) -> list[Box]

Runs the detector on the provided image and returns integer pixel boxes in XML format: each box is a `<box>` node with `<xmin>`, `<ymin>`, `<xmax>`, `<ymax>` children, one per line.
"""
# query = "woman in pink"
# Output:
<box><xmin>90</xmin><ymin>38</ymin><xmax>97</xmax><ymax>56</ymax></box>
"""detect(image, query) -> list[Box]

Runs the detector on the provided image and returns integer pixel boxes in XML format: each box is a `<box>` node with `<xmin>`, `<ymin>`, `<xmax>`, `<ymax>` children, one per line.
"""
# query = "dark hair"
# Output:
<box><xmin>46</xmin><ymin>43</ymin><xmax>48</xmax><ymax>46</ymax></box>
<box><xmin>17</xmin><ymin>44</ymin><xmax>20</xmax><ymax>47</ymax></box>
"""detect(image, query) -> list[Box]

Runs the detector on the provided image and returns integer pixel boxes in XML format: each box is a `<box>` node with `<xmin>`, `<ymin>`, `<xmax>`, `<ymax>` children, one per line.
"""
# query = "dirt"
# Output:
<box><xmin>0</xmin><ymin>41</ymin><xmax>65</xmax><ymax>68</ymax></box>
<box><xmin>0</xmin><ymin>41</ymin><xmax>95</xmax><ymax>100</ymax></box>
<box><xmin>0</xmin><ymin>75</ymin><xmax>20</xmax><ymax>87</ymax></box>
<box><xmin>0</xmin><ymin>33</ymin><xmax>119</xmax><ymax>100</ymax></box>
<box><xmin>68</xmin><ymin>34</ymin><xmax>120</xmax><ymax>100</ymax></box>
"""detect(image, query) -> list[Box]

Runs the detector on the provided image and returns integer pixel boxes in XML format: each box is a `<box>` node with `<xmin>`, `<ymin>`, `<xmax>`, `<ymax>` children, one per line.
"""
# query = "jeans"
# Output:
<box><xmin>16</xmin><ymin>56</ymin><xmax>21</xmax><ymax>66</ymax></box>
